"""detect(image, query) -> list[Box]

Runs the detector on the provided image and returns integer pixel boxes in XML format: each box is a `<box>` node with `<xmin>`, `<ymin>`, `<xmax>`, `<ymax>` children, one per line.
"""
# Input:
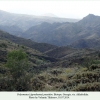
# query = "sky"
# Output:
<box><xmin>0</xmin><ymin>0</ymin><xmax>100</xmax><ymax>19</ymax></box>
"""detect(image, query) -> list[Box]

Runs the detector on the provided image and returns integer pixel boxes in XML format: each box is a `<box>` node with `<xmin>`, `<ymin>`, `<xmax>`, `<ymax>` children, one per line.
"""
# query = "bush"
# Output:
<box><xmin>48</xmin><ymin>77</ymin><xmax>64</xmax><ymax>85</ymax></box>
<box><xmin>73</xmin><ymin>71</ymin><xmax>99</xmax><ymax>81</ymax></box>
<box><xmin>71</xmin><ymin>82</ymin><xmax>100</xmax><ymax>91</ymax></box>
<box><xmin>31</xmin><ymin>78</ymin><xmax>45</xmax><ymax>91</ymax></box>
<box><xmin>0</xmin><ymin>66</ymin><xmax>8</xmax><ymax>74</ymax></box>
<box><xmin>89</xmin><ymin>64</ymin><xmax>100</xmax><ymax>70</ymax></box>
<box><xmin>0</xmin><ymin>77</ymin><xmax>14</xmax><ymax>91</ymax></box>
<box><xmin>50</xmin><ymin>70</ymin><xmax>62</xmax><ymax>76</ymax></box>
<box><xmin>15</xmin><ymin>75</ymin><xmax>31</xmax><ymax>91</ymax></box>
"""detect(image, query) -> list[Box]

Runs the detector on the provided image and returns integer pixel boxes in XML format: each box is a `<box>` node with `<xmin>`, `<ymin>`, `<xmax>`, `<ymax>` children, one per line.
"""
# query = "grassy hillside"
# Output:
<box><xmin>32</xmin><ymin>49</ymin><xmax>100</xmax><ymax>91</ymax></box>
<box><xmin>0</xmin><ymin>35</ymin><xmax>100</xmax><ymax>91</ymax></box>
<box><xmin>0</xmin><ymin>37</ymin><xmax>60</xmax><ymax>90</ymax></box>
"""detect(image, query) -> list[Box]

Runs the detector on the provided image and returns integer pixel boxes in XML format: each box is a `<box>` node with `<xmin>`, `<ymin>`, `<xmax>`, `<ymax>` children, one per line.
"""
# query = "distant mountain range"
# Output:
<box><xmin>21</xmin><ymin>14</ymin><xmax>100</xmax><ymax>49</ymax></box>
<box><xmin>1</xmin><ymin>10</ymin><xmax>100</xmax><ymax>50</ymax></box>
<box><xmin>0</xmin><ymin>10</ymin><xmax>79</xmax><ymax>32</ymax></box>
<box><xmin>40</xmin><ymin>13</ymin><xmax>58</xmax><ymax>17</ymax></box>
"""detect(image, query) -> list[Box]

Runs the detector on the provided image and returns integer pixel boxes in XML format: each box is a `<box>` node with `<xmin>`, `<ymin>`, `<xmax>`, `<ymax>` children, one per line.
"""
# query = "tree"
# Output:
<box><xmin>5</xmin><ymin>49</ymin><xmax>31</xmax><ymax>91</ymax></box>
<box><xmin>6</xmin><ymin>49</ymin><xmax>28</xmax><ymax>79</ymax></box>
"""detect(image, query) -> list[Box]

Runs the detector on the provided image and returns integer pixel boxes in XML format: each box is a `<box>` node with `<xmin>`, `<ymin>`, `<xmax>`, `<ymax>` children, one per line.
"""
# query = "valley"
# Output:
<box><xmin>0</xmin><ymin>10</ymin><xmax>100</xmax><ymax>91</ymax></box>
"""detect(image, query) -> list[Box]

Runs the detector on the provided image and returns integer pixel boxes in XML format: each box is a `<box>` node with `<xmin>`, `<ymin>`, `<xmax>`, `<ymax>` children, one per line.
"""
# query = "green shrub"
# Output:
<box><xmin>15</xmin><ymin>75</ymin><xmax>31</xmax><ymax>91</ymax></box>
<box><xmin>31</xmin><ymin>78</ymin><xmax>45</xmax><ymax>91</ymax></box>
<box><xmin>48</xmin><ymin>77</ymin><xmax>64</xmax><ymax>85</ymax></box>
<box><xmin>0</xmin><ymin>77</ymin><xmax>14</xmax><ymax>91</ymax></box>
<box><xmin>72</xmin><ymin>71</ymin><xmax>99</xmax><ymax>83</ymax></box>
<box><xmin>73</xmin><ymin>71</ymin><xmax>99</xmax><ymax>80</ymax></box>
<box><xmin>6</xmin><ymin>49</ymin><xmax>29</xmax><ymax>84</ymax></box>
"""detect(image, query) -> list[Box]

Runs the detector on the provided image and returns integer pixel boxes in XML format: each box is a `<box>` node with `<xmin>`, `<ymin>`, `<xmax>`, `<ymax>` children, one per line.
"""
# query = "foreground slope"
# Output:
<box><xmin>1</xmin><ymin>37</ymin><xmax>100</xmax><ymax>91</ymax></box>
<box><xmin>0</xmin><ymin>33</ymin><xmax>100</xmax><ymax>91</ymax></box>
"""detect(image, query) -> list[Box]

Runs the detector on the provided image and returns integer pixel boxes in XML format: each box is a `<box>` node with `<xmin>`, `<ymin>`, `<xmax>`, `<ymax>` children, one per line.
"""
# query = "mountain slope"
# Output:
<box><xmin>0</xmin><ymin>30</ymin><xmax>57</xmax><ymax>52</ymax></box>
<box><xmin>22</xmin><ymin>14</ymin><xmax>100</xmax><ymax>48</ymax></box>
<box><xmin>1</xmin><ymin>37</ymin><xmax>100</xmax><ymax>91</ymax></box>
<box><xmin>70</xmin><ymin>38</ymin><xmax>100</xmax><ymax>49</ymax></box>
<box><xmin>0</xmin><ymin>25</ymin><xmax>23</xmax><ymax>36</ymax></box>
<box><xmin>45</xmin><ymin>46</ymin><xmax>97</xmax><ymax>60</ymax></box>
<box><xmin>45</xmin><ymin>46</ymin><xmax>77</xmax><ymax>58</ymax></box>
<box><xmin>23</xmin><ymin>22</ymin><xmax>79</xmax><ymax>46</ymax></box>
<box><xmin>1</xmin><ymin>11</ymin><xmax>100</xmax><ymax>48</ymax></box>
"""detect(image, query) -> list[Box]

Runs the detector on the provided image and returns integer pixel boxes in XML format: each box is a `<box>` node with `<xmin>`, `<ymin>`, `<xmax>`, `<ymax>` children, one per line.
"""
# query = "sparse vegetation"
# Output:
<box><xmin>0</xmin><ymin>39</ymin><xmax>100</xmax><ymax>91</ymax></box>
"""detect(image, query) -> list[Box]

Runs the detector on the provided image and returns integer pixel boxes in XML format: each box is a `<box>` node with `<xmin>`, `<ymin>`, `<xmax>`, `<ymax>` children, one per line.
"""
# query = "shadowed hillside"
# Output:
<box><xmin>0</xmin><ymin>30</ymin><xmax>57</xmax><ymax>52</ymax></box>
<box><xmin>70</xmin><ymin>38</ymin><xmax>100</xmax><ymax>49</ymax></box>
<box><xmin>0</xmin><ymin>36</ymin><xmax>100</xmax><ymax>91</ymax></box>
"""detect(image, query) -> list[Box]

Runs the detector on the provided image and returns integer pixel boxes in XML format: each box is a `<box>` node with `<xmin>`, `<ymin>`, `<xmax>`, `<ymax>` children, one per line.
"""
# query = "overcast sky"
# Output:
<box><xmin>0</xmin><ymin>1</ymin><xmax>100</xmax><ymax>19</ymax></box>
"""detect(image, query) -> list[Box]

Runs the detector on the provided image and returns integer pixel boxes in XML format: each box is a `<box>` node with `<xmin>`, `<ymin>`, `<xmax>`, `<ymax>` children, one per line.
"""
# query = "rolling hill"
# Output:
<box><xmin>45</xmin><ymin>46</ymin><xmax>97</xmax><ymax>60</ymax></box>
<box><xmin>0</xmin><ymin>30</ymin><xmax>57</xmax><ymax>53</ymax></box>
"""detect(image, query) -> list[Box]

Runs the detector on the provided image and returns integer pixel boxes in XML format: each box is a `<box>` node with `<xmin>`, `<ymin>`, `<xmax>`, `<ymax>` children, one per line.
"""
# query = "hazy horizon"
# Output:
<box><xmin>0</xmin><ymin>1</ymin><xmax>100</xmax><ymax>19</ymax></box>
